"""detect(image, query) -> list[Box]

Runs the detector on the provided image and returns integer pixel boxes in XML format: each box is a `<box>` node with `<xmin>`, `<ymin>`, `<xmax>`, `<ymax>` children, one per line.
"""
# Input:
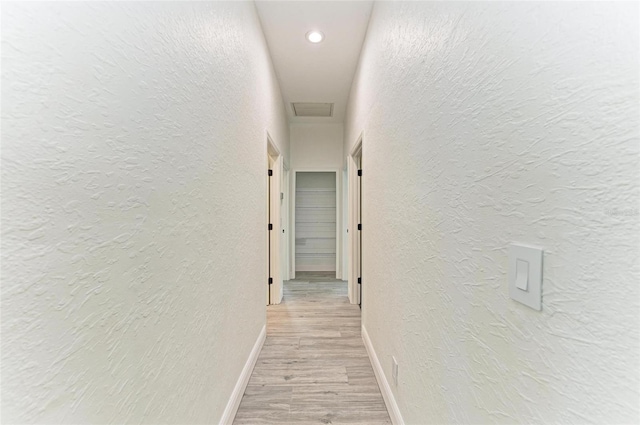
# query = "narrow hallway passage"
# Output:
<box><xmin>234</xmin><ymin>272</ymin><xmax>390</xmax><ymax>424</ymax></box>
<box><xmin>2</xmin><ymin>2</ymin><xmax>638</xmax><ymax>424</ymax></box>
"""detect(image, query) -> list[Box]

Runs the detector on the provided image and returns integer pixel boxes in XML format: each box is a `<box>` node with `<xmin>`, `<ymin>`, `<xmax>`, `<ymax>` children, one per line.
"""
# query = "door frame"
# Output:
<box><xmin>291</xmin><ymin>168</ymin><xmax>343</xmax><ymax>279</ymax></box>
<box><xmin>267</xmin><ymin>133</ymin><xmax>284</xmax><ymax>305</ymax></box>
<box><xmin>347</xmin><ymin>134</ymin><xmax>363</xmax><ymax>305</ymax></box>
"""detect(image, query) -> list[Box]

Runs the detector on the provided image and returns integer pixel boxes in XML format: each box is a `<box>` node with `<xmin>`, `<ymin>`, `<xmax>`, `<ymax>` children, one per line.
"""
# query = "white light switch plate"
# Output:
<box><xmin>508</xmin><ymin>244</ymin><xmax>543</xmax><ymax>311</ymax></box>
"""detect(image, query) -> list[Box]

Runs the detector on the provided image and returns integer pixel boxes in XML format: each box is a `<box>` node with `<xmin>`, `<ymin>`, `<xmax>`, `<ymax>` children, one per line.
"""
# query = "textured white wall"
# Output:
<box><xmin>345</xmin><ymin>2</ymin><xmax>639</xmax><ymax>424</ymax></box>
<box><xmin>291</xmin><ymin>123</ymin><xmax>344</xmax><ymax>170</ymax></box>
<box><xmin>1</xmin><ymin>2</ymin><xmax>288</xmax><ymax>423</ymax></box>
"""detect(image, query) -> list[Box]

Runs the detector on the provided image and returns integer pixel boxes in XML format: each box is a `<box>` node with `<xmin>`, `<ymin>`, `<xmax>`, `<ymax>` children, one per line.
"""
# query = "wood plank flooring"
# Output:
<box><xmin>233</xmin><ymin>272</ymin><xmax>391</xmax><ymax>425</ymax></box>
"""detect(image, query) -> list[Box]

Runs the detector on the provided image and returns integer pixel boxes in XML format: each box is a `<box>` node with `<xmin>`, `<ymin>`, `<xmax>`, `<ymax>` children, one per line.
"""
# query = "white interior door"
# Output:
<box><xmin>281</xmin><ymin>168</ymin><xmax>290</xmax><ymax>282</ymax></box>
<box><xmin>342</xmin><ymin>167</ymin><xmax>349</xmax><ymax>281</ymax></box>
<box><xmin>267</xmin><ymin>155</ymin><xmax>274</xmax><ymax>305</ymax></box>
<box><xmin>269</xmin><ymin>156</ymin><xmax>283</xmax><ymax>304</ymax></box>
<box><xmin>347</xmin><ymin>150</ymin><xmax>362</xmax><ymax>306</ymax></box>
<box><xmin>356</xmin><ymin>155</ymin><xmax>362</xmax><ymax>307</ymax></box>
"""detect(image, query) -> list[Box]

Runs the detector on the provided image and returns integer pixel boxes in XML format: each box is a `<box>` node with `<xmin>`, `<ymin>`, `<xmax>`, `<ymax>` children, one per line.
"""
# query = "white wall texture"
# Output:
<box><xmin>345</xmin><ymin>2</ymin><xmax>639</xmax><ymax>424</ymax></box>
<box><xmin>2</xmin><ymin>2</ymin><xmax>288</xmax><ymax>423</ymax></box>
<box><xmin>291</xmin><ymin>123</ymin><xmax>344</xmax><ymax>170</ymax></box>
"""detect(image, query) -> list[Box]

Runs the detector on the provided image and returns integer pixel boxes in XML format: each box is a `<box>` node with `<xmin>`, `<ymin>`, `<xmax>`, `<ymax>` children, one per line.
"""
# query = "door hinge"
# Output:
<box><xmin>269</xmin><ymin>223</ymin><xmax>273</xmax><ymax>231</ymax></box>
<box><xmin>268</xmin><ymin>169</ymin><xmax>273</xmax><ymax>176</ymax></box>
<box><xmin>358</xmin><ymin>169</ymin><xmax>362</xmax><ymax>177</ymax></box>
<box><xmin>269</xmin><ymin>277</ymin><xmax>273</xmax><ymax>285</ymax></box>
<box><xmin>358</xmin><ymin>223</ymin><xmax>362</xmax><ymax>231</ymax></box>
<box><xmin>358</xmin><ymin>277</ymin><xmax>361</xmax><ymax>284</ymax></box>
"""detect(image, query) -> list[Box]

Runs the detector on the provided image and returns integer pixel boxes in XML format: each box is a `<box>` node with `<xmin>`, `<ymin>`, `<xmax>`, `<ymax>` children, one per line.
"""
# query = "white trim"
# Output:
<box><xmin>349</xmin><ymin>131</ymin><xmax>364</xmax><ymax>157</ymax></box>
<box><xmin>219</xmin><ymin>325</ymin><xmax>266</xmax><ymax>425</ymax></box>
<box><xmin>266</xmin><ymin>130</ymin><xmax>281</xmax><ymax>157</ymax></box>
<box><xmin>362</xmin><ymin>325</ymin><xmax>404</xmax><ymax>425</ymax></box>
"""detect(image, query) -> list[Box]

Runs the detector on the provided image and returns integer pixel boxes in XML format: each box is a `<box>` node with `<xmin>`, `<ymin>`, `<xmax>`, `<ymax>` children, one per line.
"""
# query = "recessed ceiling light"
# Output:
<box><xmin>306</xmin><ymin>31</ymin><xmax>324</xmax><ymax>43</ymax></box>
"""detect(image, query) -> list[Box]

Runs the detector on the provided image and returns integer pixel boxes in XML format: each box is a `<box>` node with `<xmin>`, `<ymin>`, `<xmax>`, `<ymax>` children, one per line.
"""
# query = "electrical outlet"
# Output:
<box><xmin>392</xmin><ymin>356</ymin><xmax>398</xmax><ymax>386</ymax></box>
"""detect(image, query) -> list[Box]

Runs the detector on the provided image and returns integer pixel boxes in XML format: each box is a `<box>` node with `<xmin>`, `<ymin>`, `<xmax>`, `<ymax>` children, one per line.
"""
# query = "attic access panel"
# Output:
<box><xmin>291</xmin><ymin>102</ymin><xmax>334</xmax><ymax>117</ymax></box>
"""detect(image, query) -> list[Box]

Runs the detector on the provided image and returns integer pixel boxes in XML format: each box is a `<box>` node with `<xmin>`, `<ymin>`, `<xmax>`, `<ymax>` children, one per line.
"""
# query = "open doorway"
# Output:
<box><xmin>294</xmin><ymin>172</ymin><xmax>337</xmax><ymax>275</ymax></box>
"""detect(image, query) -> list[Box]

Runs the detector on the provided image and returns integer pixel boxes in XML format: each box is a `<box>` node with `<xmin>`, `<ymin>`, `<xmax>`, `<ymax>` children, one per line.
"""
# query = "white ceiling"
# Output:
<box><xmin>255</xmin><ymin>1</ymin><xmax>373</xmax><ymax>124</ymax></box>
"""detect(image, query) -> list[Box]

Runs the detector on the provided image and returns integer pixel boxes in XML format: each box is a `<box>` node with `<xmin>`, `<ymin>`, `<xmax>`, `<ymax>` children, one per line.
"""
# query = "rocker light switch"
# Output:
<box><xmin>515</xmin><ymin>260</ymin><xmax>529</xmax><ymax>290</ymax></box>
<box><xmin>509</xmin><ymin>244</ymin><xmax>543</xmax><ymax>311</ymax></box>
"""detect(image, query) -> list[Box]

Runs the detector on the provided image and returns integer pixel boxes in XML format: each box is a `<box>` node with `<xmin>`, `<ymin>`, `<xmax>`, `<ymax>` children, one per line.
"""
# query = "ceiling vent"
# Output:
<box><xmin>291</xmin><ymin>102</ymin><xmax>334</xmax><ymax>117</ymax></box>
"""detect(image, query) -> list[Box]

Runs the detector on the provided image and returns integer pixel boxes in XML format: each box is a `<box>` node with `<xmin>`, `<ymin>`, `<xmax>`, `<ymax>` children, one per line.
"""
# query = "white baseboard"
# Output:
<box><xmin>362</xmin><ymin>325</ymin><xmax>405</xmax><ymax>425</ymax></box>
<box><xmin>219</xmin><ymin>325</ymin><xmax>266</xmax><ymax>425</ymax></box>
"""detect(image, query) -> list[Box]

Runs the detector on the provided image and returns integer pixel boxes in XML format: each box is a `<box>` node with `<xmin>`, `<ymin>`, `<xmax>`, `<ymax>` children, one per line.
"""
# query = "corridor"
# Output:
<box><xmin>234</xmin><ymin>272</ymin><xmax>390</xmax><ymax>424</ymax></box>
<box><xmin>2</xmin><ymin>1</ymin><xmax>638</xmax><ymax>424</ymax></box>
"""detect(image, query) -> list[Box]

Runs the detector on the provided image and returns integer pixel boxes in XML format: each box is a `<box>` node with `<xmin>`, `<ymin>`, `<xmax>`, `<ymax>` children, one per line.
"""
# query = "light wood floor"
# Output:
<box><xmin>233</xmin><ymin>272</ymin><xmax>391</xmax><ymax>424</ymax></box>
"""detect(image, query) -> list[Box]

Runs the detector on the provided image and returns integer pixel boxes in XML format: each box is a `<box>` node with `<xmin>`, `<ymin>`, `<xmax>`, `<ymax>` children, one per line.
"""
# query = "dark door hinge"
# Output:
<box><xmin>358</xmin><ymin>277</ymin><xmax>361</xmax><ymax>284</ymax></box>
<box><xmin>269</xmin><ymin>223</ymin><xmax>273</xmax><ymax>231</ymax></box>
<box><xmin>269</xmin><ymin>277</ymin><xmax>273</xmax><ymax>285</ymax></box>
<box><xmin>268</xmin><ymin>169</ymin><xmax>273</xmax><ymax>176</ymax></box>
<box><xmin>358</xmin><ymin>169</ymin><xmax>362</xmax><ymax>177</ymax></box>
<box><xmin>358</xmin><ymin>223</ymin><xmax>362</xmax><ymax>231</ymax></box>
